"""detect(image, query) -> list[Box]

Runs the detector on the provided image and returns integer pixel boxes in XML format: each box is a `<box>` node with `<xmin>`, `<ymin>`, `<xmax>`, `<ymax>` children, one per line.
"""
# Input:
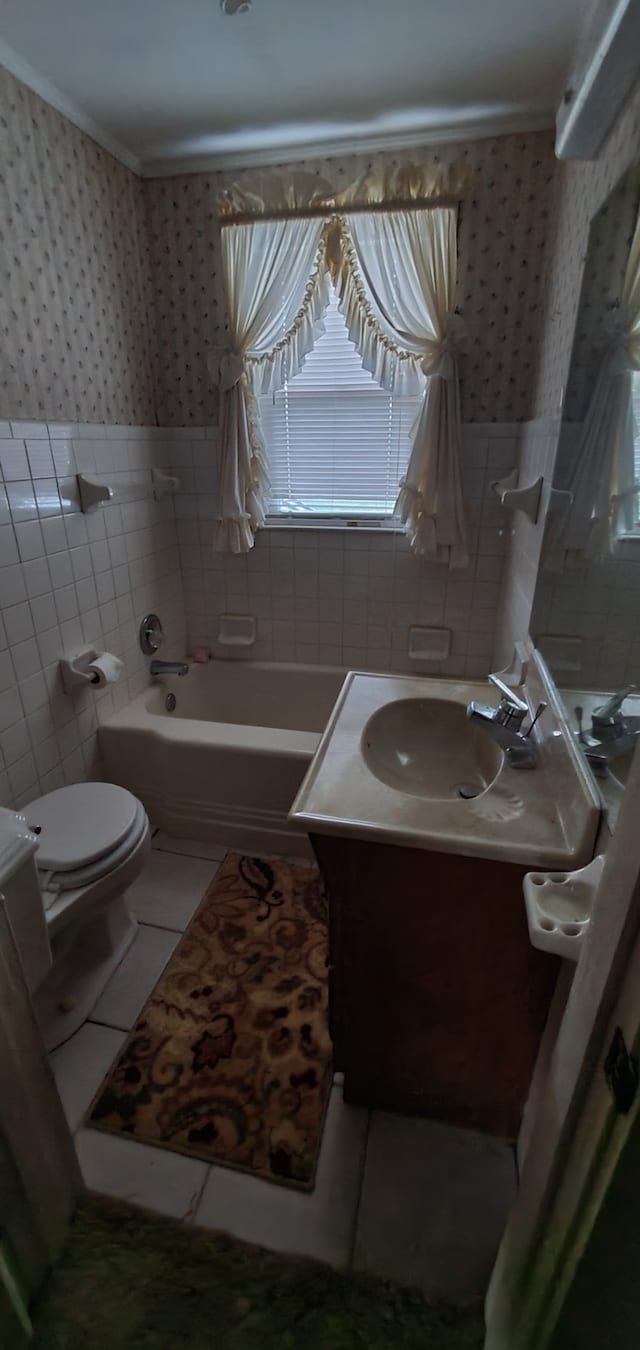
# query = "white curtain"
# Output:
<box><xmin>215</xmin><ymin>216</ymin><xmax>330</xmax><ymax>552</ymax></box>
<box><xmin>545</xmin><ymin>207</ymin><xmax>640</xmax><ymax>570</ymax></box>
<box><xmin>335</xmin><ymin>207</ymin><xmax>468</xmax><ymax>565</ymax></box>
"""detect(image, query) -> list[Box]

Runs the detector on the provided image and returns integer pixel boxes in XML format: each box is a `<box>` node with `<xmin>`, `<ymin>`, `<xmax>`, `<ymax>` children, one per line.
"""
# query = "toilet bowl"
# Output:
<box><xmin>0</xmin><ymin>782</ymin><xmax>151</xmax><ymax>1051</ymax></box>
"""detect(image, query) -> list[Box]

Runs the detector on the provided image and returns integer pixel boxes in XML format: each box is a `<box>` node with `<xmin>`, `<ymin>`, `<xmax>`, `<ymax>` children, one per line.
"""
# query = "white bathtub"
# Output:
<box><xmin>99</xmin><ymin>662</ymin><xmax>347</xmax><ymax>857</ymax></box>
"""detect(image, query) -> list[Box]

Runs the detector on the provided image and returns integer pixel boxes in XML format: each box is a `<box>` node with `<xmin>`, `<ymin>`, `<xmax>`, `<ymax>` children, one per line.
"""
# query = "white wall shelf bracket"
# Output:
<box><xmin>547</xmin><ymin>487</ymin><xmax>574</xmax><ymax>514</ymax></box>
<box><xmin>492</xmin><ymin>471</ymin><xmax>543</xmax><ymax>523</ymax></box>
<box><xmin>76</xmin><ymin>474</ymin><xmax>112</xmax><ymax>513</ymax></box>
<box><xmin>152</xmin><ymin>466</ymin><xmax>180</xmax><ymax>501</ymax></box>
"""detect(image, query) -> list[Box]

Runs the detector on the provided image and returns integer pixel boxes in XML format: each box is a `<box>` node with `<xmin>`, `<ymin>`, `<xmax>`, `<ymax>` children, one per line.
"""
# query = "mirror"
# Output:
<box><xmin>531</xmin><ymin>162</ymin><xmax>640</xmax><ymax>819</ymax></box>
<box><xmin>532</xmin><ymin>162</ymin><xmax>640</xmax><ymax>687</ymax></box>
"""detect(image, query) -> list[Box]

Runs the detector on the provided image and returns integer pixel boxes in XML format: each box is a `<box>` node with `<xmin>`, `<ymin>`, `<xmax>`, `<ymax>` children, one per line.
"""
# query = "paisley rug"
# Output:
<box><xmin>87</xmin><ymin>853</ymin><xmax>332</xmax><ymax>1190</ymax></box>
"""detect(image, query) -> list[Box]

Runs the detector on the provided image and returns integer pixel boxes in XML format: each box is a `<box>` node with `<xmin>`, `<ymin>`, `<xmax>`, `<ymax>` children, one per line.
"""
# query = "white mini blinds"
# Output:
<box><xmin>260</xmin><ymin>285</ymin><xmax>421</xmax><ymax>519</ymax></box>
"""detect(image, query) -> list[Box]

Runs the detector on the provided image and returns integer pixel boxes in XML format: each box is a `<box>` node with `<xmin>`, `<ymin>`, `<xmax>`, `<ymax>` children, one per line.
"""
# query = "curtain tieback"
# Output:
<box><xmin>421</xmin><ymin>348</ymin><xmax>455</xmax><ymax>379</ymax></box>
<box><xmin>420</xmin><ymin>314</ymin><xmax>466</xmax><ymax>380</ymax></box>
<box><xmin>218</xmin><ymin>350</ymin><xmax>245</xmax><ymax>392</ymax></box>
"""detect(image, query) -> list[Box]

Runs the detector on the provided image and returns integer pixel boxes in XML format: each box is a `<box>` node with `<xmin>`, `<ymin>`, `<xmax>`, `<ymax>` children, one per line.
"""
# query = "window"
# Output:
<box><xmin>633</xmin><ymin>369</ymin><xmax>640</xmax><ymax>525</ymax></box>
<box><xmin>260</xmin><ymin>284</ymin><xmax>422</xmax><ymax>522</ymax></box>
<box><xmin>617</xmin><ymin>369</ymin><xmax>640</xmax><ymax>539</ymax></box>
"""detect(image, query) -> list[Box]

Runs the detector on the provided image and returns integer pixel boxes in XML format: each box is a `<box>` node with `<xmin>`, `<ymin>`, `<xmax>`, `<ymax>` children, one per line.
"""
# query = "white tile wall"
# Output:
<box><xmin>532</xmin><ymin>553</ymin><xmax>640</xmax><ymax>689</ymax></box>
<box><xmin>0</xmin><ymin>418</ymin><xmax>521</xmax><ymax>811</ymax></box>
<box><xmin>174</xmin><ymin>423</ymin><xmax>519</xmax><ymax>679</ymax></box>
<box><xmin>0</xmin><ymin>422</ymin><xmax>186</xmax><ymax>810</ymax></box>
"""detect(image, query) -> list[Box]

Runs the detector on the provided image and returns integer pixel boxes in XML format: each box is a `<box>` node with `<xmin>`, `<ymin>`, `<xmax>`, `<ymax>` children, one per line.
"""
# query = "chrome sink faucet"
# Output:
<box><xmin>591</xmin><ymin>685</ymin><xmax>640</xmax><ymax>739</ymax></box>
<box><xmin>467</xmin><ymin>674</ymin><xmax>547</xmax><ymax>769</ymax></box>
<box><xmin>578</xmin><ymin>684</ymin><xmax>640</xmax><ymax>777</ymax></box>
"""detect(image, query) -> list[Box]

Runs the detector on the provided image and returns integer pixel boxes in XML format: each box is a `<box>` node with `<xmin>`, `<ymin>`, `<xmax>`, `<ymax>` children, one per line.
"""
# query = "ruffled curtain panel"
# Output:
<box><xmin>214</xmin><ymin>165</ymin><xmax>467</xmax><ymax>563</ymax></box>
<box><xmin>544</xmin><ymin>206</ymin><xmax>640</xmax><ymax>571</ymax></box>
<box><xmin>214</xmin><ymin>216</ymin><xmax>330</xmax><ymax>552</ymax></box>
<box><xmin>335</xmin><ymin>208</ymin><xmax>468</xmax><ymax>565</ymax></box>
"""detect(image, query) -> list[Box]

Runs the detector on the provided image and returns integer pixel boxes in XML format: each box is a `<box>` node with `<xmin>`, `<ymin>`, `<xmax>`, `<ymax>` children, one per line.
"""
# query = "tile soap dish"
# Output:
<box><xmin>523</xmin><ymin>854</ymin><xmax>604</xmax><ymax>961</ymax></box>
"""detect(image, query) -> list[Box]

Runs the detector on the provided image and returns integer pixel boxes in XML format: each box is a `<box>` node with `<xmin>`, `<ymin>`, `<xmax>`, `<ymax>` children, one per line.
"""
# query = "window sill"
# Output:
<box><xmin>263</xmin><ymin>517</ymin><xmax>404</xmax><ymax>535</ymax></box>
<box><xmin>613</xmin><ymin>533</ymin><xmax>640</xmax><ymax>557</ymax></box>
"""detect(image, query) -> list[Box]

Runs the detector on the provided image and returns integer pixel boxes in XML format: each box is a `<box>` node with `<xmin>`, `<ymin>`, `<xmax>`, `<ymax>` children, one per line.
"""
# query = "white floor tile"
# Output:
<box><xmin>126</xmin><ymin>850</ymin><xmax>219</xmax><ymax>930</ymax></box>
<box><xmin>353</xmin><ymin>1112</ymin><xmax>516</xmax><ymax>1301</ymax></box>
<box><xmin>152</xmin><ymin>831</ymin><xmax>228</xmax><ymax>863</ymax></box>
<box><xmin>76</xmin><ymin>1128</ymin><xmax>208</xmax><ymax>1220</ymax></box>
<box><xmin>50</xmin><ymin>1023</ymin><xmax>126</xmax><ymax>1133</ymax></box>
<box><xmin>194</xmin><ymin>1086</ymin><xmax>368</xmax><ymax>1269</ymax></box>
<box><xmin>89</xmin><ymin>924</ymin><xmax>179</xmax><ymax>1030</ymax></box>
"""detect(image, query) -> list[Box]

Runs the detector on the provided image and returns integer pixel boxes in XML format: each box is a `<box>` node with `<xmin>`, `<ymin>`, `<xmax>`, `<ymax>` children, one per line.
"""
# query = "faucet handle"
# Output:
<box><xmin>593</xmin><ymin>684</ymin><xmax>638</xmax><ymax>728</ymax></box>
<box><xmin>524</xmin><ymin>701</ymin><xmax>548</xmax><ymax>739</ymax></box>
<box><xmin>488</xmin><ymin>673</ymin><xmax>528</xmax><ymax>715</ymax></box>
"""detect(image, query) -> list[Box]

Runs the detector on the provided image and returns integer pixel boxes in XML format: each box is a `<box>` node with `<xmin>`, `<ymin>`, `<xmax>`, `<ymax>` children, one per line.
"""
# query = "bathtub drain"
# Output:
<box><xmin>165</xmin><ymin>693</ymin><xmax>177</xmax><ymax>712</ymax></box>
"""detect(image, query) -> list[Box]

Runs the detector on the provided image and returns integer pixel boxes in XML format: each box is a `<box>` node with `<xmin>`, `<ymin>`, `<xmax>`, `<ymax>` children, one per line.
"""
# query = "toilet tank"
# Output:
<box><xmin>0</xmin><ymin>808</ymin><xmax>52</xmax><ymax>993</ymax></box>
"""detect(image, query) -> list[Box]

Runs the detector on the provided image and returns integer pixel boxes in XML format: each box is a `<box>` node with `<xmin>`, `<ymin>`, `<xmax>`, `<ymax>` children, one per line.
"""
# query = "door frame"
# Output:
<box><xmin>0</xmin><ymin>898</ymin><xmax>80</xmax><ymax>1326</ymax></box>
<box><xmin>485</xmin><ymin>739</ymin><xmax>640</xmax><ymax>1348</ymax></box>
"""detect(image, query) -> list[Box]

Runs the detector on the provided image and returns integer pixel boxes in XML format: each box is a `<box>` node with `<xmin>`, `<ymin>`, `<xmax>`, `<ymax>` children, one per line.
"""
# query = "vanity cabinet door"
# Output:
<box><xmin>311</xmin><ymin>833</ymin><xmax>560</xmax><ymax>1139</ymax></box>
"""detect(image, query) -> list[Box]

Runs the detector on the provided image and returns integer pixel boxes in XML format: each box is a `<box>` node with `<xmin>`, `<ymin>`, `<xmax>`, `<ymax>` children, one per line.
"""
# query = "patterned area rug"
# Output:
<box><xmin>88</xmin><ymin>853</ymin><xmax>332</xmax><ymax>1190</ymax></box>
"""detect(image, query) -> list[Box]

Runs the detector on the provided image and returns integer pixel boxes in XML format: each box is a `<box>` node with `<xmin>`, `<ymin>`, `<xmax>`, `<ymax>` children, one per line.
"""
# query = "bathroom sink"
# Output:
<box><xmin>289</xmin><ymin>669</ymin><xmax>601</xmax><ymax>866</ymax></box>
<box><xmin>361</xmin><ymin>698</ymin><xmax>503</xmax><ymax>800</ymax></box>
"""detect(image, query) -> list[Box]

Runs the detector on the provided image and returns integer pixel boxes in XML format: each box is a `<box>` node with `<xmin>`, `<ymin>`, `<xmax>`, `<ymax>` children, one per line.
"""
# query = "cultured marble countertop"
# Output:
<box><xmin>289</xmin><ymin>670</ymin><xmax>600</xmax><ymax>868</ymax></box>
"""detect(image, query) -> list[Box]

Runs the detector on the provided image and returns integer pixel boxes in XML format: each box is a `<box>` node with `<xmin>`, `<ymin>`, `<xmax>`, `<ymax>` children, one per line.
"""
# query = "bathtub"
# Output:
<box><xmin>99</xmin><ymin>662</ymin><xmax>347</xmax><ymax>857</ymax></box>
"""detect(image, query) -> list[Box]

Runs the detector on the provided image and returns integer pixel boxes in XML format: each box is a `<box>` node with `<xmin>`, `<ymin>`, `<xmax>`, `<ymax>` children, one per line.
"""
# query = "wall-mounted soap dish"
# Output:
<box><xmin>217</xmin><ymin>614</ymin><xmax>256</xmax><ymax>647</ymax></box>
<box><xmin>408</xmin><ymin>625</ymin><xmax>450</xmax><ymax>661</ymax></box>
<box><xmin>523</xmin><ymin>854</ymin><xmax>604</xmax><ymax>961</ymax></box>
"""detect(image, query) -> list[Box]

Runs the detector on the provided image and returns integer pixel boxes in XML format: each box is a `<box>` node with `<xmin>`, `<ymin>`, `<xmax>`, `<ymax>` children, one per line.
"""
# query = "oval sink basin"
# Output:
<box><xmin>361</xmin><ymin>697</ymin><xmax>503</xmax><ymax>800</ymax></box>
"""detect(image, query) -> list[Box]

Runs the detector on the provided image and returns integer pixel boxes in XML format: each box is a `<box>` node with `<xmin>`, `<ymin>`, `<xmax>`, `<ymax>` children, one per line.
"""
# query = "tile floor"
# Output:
<box><xmin>50</xmin><ymin>831</ymin><xmax>517</xmax><ymax>1301</ymax></box>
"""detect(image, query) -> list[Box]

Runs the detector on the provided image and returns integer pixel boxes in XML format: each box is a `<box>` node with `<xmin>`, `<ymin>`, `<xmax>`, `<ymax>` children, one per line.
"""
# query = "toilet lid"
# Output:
<box><xmin>24</xmin><ymin>784</ymin><xmax>141</xmax><ymax>872</ymax></box>
<box><xmin>41</xmin><ymin>800</ymin><xmax>148</xmax><ymax>897</ymax></box>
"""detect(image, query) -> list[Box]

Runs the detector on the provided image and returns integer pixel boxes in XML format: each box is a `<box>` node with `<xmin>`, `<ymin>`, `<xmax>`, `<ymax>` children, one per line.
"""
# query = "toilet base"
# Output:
<box><xmin>35</xmin><ymin>895</ymin><xmax>138</xmax><ymax>1052</ymax></box>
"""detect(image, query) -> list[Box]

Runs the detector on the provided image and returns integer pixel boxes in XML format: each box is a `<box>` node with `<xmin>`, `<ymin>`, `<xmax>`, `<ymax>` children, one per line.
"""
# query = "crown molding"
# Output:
<box><xmin>141</xmin><ymin>107</ymin><xmax>555</xmax><ymax>178</ymax></box>
<box><xmin>0</xmin><ymin>40</ymin><xmax>141</xmax><ymax>174</ymax></box>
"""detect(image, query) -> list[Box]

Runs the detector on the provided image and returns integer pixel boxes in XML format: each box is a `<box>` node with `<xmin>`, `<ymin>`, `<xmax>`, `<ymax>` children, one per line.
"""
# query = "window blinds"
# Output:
<box><xmin>260</xmin><ymin>285</ymin><xmax>421</xmax><ymax>518</ymax></box>
<box><xmin>632</xmin><ymin>370</ymin><xmax>640</xmax><ymax>521</ymax></box>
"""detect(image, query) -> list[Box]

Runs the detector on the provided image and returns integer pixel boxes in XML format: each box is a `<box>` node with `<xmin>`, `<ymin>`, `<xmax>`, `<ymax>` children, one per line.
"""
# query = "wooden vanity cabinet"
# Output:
<box><xmin>311</xmin><ymin>832</ymin><xmax>560</xmax><ymax>1139</ymax></box>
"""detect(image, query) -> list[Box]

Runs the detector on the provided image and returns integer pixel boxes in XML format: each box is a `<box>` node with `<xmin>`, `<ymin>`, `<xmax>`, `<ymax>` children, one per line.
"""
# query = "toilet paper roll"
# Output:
<box><xmin>87</xmin><ymin>652</ymin><xmax>123</xmax><ymax>688</ymax></box>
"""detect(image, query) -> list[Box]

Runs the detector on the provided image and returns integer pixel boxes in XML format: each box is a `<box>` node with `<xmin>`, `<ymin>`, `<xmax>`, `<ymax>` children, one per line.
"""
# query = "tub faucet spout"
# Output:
<box><xmin>150</xmin><ymin>659</ymin><xmax>189</xmax><ymax>677</ymax></box>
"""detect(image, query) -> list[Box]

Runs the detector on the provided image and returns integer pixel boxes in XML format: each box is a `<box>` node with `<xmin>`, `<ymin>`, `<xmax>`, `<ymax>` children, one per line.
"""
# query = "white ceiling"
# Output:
<box><xmin>0</xmin><ymin>0</ymin><xmax>589</xmax><ymax>174</ymax></box>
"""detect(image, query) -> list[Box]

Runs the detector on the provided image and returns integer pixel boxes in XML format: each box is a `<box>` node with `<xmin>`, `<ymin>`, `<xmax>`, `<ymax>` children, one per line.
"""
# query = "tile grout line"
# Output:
<box><xmin>185</xmin><ymin>1163</ymin><xmax>212</xmax><ymax>1225</ymax></box>
<box><xmin>347</xmin><ymin>1105</ymin><xmax>372</xmax><ymax>1271</ymax></box>
<box><xmin>87</xmin><ymin>1016</ymin><xmax>131</xmax><ymax>1034</ymax></box>
<box><xmin>133</xmin><ymin>918</ymin><xmax>189</xmax><ymax>936</ymax></box>
<box><xmin>152</xmin><ymin>845</ymin><xmax>227</xmax><ymax>864</ymax></box>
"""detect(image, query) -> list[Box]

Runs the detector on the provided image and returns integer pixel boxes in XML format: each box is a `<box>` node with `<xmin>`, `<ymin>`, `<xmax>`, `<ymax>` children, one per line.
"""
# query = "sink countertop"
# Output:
<box><xmin>289</xmin><ymin>666</ymin><xmax>600</xmax><ymax>868</ymax></box>
<box><xmin>559</xmin><ymin>686</ymin><xmax>640</xmax><ymax>830</ymax></box>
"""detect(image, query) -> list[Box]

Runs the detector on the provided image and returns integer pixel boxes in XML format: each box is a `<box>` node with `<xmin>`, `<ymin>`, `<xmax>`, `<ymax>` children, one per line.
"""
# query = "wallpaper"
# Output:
<box><xmin>0</xmin><ymin>66</ymin><xmax>156</xmax><ymax>424</ymax></box>
<box><xmin>143</xmin><ymin>132</ymin><xmax>557</xmax><ymax>426</ymax></box>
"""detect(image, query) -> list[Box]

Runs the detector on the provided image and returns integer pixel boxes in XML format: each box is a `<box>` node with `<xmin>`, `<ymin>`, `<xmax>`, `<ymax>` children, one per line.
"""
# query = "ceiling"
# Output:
<box><xmin>0</xmin><ymin>0</ymin><xmax>590</xmax><ymax>175</ymax></box>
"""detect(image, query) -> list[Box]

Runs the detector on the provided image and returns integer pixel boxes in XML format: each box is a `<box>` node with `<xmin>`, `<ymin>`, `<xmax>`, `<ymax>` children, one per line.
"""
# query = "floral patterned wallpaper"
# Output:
<box><xmin>144</xmin><ymin>132</ymin><xmax>557</xmax><ymax>426</ymax></box>
<box><xmin>2</xmin><ymin>63</ymin><xmax>558</xmax><ymax>427</ymax></box>
<box><xmin>0</xmin><ymin>67</ymin><xmax>156</xmax><ymax>424</ymax></box>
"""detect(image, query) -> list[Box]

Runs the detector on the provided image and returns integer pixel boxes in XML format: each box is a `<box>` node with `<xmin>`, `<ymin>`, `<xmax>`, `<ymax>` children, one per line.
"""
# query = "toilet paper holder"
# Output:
<box><xmin>60</xmin><ymin>646</ymin><xmax>123</xmax><ymax>693</ymax></box>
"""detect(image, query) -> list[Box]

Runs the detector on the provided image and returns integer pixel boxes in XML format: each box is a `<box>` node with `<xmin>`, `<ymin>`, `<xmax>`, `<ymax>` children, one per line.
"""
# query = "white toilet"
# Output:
<box><xmin>0</xmin><ymin>782</ymin><xmax>151</xmax><ymax>1050</ymax></box>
